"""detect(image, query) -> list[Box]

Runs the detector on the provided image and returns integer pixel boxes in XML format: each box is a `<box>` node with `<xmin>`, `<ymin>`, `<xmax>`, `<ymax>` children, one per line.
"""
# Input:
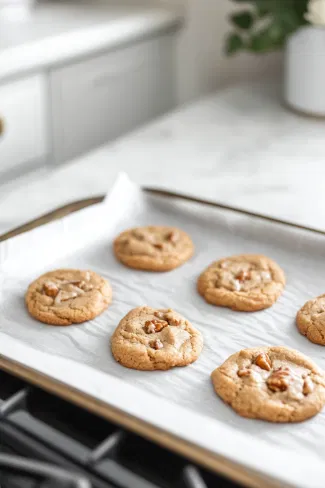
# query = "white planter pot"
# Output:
<box><xmin>285</xmin><ymin>26</ymin><xmax>325</xmax><ymax>116</ymax></box>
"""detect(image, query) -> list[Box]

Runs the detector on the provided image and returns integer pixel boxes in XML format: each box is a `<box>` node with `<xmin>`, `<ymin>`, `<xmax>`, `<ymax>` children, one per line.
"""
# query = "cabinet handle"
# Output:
<box><xmin>0</xmin><ymin>118</ymin><xmax>4</xmax><ymax>137</ymax></box>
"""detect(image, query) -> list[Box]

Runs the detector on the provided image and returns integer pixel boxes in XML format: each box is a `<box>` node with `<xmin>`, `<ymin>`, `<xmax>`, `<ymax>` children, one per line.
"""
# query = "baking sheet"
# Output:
<box><xmin>1</xmin><ymin>173</ymin><xmax>325</xmax><ymax>487</ymax></box>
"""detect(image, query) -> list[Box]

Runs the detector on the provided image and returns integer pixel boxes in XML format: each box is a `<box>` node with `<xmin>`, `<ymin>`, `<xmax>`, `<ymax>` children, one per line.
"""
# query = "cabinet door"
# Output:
<box><xmin>51</xmin><ymin>34</ymin><xmax>176</xmax><ymax>164</ymax></box>
<box><xmin>0</xmin><ymin>74</ymin><xmax>48</xmax><ymax>176</ymax></box>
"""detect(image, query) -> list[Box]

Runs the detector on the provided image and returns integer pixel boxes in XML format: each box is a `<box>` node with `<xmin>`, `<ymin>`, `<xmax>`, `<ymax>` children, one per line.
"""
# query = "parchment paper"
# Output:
<box><xmin>1</xmin><ymin>173</ymin><xmax>325</xmax><ymax>487</ymax></box>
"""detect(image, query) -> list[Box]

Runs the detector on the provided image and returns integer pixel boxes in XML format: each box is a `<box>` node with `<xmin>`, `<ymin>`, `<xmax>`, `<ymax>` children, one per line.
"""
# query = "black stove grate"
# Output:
<box><xmin>0</xmin><ymin>369</ymin><xmax>241</xmax><ymax>488</ymax></box>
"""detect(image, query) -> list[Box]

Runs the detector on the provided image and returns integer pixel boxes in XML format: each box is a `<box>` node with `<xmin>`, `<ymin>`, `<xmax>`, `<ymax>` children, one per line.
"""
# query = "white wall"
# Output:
<box><xmin>161</xmin><ymin>0</ymin><xmax>283</xmax><ymax>103</ymax></box>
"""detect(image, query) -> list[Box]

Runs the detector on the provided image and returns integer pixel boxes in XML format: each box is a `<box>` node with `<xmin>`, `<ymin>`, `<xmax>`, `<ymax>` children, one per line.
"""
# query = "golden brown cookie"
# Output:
<box><xmin>111</xmin><ymin>306</ymin><xmax>203</xmax><ymax>370</ymax></box>
<box><xmin>25</xmin><ymin>269</ymin><xmax>112</xmax><ymax>326</ymax></box>
<box><xmin>211</xmin><ymin>346</ymin><xmax>325</xmax><ymax>422</ymax></box>
<box><xmin>113</xmin><ymin>226</ymin><xmax>194</xmax><ymax>272</ymax></box>
<box><xmin>296</xmin><ymin>294</ymin><xmax>325</xmax><ymax>345</ymax></box>
<box><xmin>197</xmin><ymin>254</ymin><xmax>285</xmax><ymax>312</ymax></box>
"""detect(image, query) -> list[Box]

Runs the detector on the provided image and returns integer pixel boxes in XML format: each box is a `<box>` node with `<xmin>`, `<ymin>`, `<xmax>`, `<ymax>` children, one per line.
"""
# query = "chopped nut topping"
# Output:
<box><xmin>154</xmin><ymin>310</ymin><xmax>181</xmax><ymax>326</ymax></box>
<box><xmin>237</xmin><ymin>369</ymin><xmax>251</xmax><ymax>378</ymax></box>
<box><xmin>76</xmin><ymin>280</ymin><xmax>93</xmax><ymax>292</ymax></box>
<box><xmin>43</xmin><ymin>282</ymin><xmax>59</xmax><ymax>298</ymax></box>
<box><xmin>150</xmin><ymin>339</ymin><xmax>164</xmax><ymax>350</ymax></box>
<box><xmin>144</xmin><ymin>322</ymin><xmax>156</xmax><ymax>334</ymax></box>
<box><xmin>153</xmin><ymin>243</ymin><xmax>164</xmax><ymax>250</ymax></box>
<box><xmin>167</xmin><ymin>316</ymin><xmax>181</xmax><ymax>326</ymax></box>
<box><xmin>267</xmin><ymin>368</ymin><xmax>291</xmax><ymax>392</ymax></box>
<box><xmin>43</xmin><ymin>277</ymin><xmax>93</xmax><ymax>305</ymax></box>
<box><xmin>303</xmin><ymin>376</ymin><xmax>314</xmax><ymax>395</ymax></box>
<box><xmin>167</xmin><ymin>231</ymin><xmax>178</xmax><ymax>244</ymax></box>
<box><xmin>236</xmin><ymin>270</ymin><xmax>251</xmax><ymax>282</ymax></box>
<box><xmin>255</xmin><ymin>353</ymin><xmax>272</xmax><ymax>371</ymax></box>
<box><xmin>68</xmin><ymin>279</ymin><xmax>93</xmax><ymax>292</ymax></box>
<box><xmin>144</xmin><ymin>319</ymin><xmax>168</xmax><ymax>334</ymax></box>
<box><xmin>220</xmin><ymin>261</ymin><xmax>229</xmax><ymax>269</ymax></box>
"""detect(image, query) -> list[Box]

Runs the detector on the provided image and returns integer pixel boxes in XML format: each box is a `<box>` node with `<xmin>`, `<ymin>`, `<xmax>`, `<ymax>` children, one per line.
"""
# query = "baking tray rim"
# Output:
<box><xmin>1</xmin><ymin>186</ymin><xmax>323</xmax><ymax>488</ymax></box>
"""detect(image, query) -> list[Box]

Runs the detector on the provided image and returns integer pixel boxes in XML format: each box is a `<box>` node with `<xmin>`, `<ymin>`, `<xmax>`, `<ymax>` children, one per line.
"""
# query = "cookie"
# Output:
<box><xmin>211</xmin><ymin>346</ymin><xmax>325</xmax><ymax>422</ymax></box>
<box><xmin>25</xmin><ymin>269</ymin><xmax>112</xmax><ymax>326</ymax></box>
<box><xmin>111</xmin><ymin>306</ymin><xmax>203</xmax><ymax>370</ymax></box>
<box><xmin>296</xmin><ymin>294</ymin><xmax>325</xmax><ymax>345</ymax></box>
<box><xmin>113</xmin><ymin>226</ymin><xmax>194</xmax><ymax>272</ymax></box>
<box><xmin>197</xmin><ymin>254</ymin><xmax>285</xmax><ymax>312</ymax></box>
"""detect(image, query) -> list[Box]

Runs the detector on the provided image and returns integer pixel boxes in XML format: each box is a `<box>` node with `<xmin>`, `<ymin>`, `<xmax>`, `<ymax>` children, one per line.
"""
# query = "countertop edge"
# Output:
<box><xmin>0</xmin><ymin>8</ymin><xmax>183</xmax><ymax>82</ymax></box>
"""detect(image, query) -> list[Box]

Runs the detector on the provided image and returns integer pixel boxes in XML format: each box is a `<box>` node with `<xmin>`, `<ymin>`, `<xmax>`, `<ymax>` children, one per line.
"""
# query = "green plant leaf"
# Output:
<box><xmin>228</xmin><ymin>0</ymin><xmax>307</xmax><ymax>54</ymax></box>
<box><xmin>225</xmin><ymin>33</ymin><xmax>244</xmax><ymax>55</ymax></box>
<box><xmin>274</xmin><ymin>6</ymin><xmax>301</xmax><ymax>33</ymax></box>
<box><xmin>230</xmin><ymin>11</ymin><xmax>254</xmax><ymax>29</ymax></box>
<box><xmin>294</xmin><ymin>0</ymin><xmax>308</xmax><ymax>20</ymax></box>
<box><xmin>256</xmin><ymin>5</ymin><xmax>270</xmax><ymax>18</ymax></box>
<box><xmin>249</xmin><ymin>23</ymin><xmax>285</xmax><ymax>53</ymax></box>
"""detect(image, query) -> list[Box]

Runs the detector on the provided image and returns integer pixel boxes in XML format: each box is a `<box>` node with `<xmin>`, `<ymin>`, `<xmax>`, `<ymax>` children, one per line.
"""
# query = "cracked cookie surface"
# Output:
<box><xmin>113</xmin><ymin>226</ymin><xmax>194</xmax><ymax>272</ymax></box>
<box><xmin>25</xmin><ymin>269</ymin><xmax>112</xmax><ymax>326</ymax></box>
<box><xmin>197</xmin><ymin>254</ymin><xmax>285</xmax><ymax>312</ymax></box>
<box><xmin>111</xmin><ymin>306</ymin><xmax>203</xmax><ymax>370</ymax></box>
<box><xmin>296</xmin><ymin>294</ymin><xmax>325</xmax><ymax>345</ymax></box>
<box><xmin>211</xmin><ymin>346</ymin><xmax>325</xmax><ymax>422</ymax></box>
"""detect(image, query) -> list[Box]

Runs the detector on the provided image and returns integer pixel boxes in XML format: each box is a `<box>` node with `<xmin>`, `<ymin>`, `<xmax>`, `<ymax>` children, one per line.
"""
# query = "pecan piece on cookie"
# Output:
<box><xmin>43</xmin><ymin>282</ymin><xmax>59</xmax><ymax>298</ymax></box>
<box><xmin>76</xmin><ymin>280</ymin><xmax>93</xmax><ymax>292</ymax></box>
<box><xmin>144</xmin><ymin>319</ymin><xmax>168</xmax><ymax>334</ymax></box>
<box><xmin>167</xmin><ymin>231</ymin><xmax>179</xmax><ymax>244</ymax></box>
<box><xmin>150</xmin><ymin>339</ymin><xmax>164</xmax><ymax>350</ymax></box>
<box><xmin>255</xmin><ymin>353</ymin><xmax>272</xmax><ymax>371</ymax></box>
<box><xmin>267</xmin><ymin>368</ymin><xmax>291</xmax><ymax>392</ymax></box>
<box><xmin>237</xmin><ymin>369</ymin><xmax>251</xmax><ymax>378</ymax></box>
<box><xmin>153</xmin><ymin>243</ymin><xmax>164</xmax><ymax>250</ymax></box>
<box><xmin>236</xmin><ymin>270</ymin><xmax>251</xmax><ymax>282</ymax></box>
<box><xmin>303</xmin><ymin>376</ymin><xmax>314</xmax><ymax>395</ymax></box>
<box><xmin>167</xmin><ymin>317</ymin><xmax>181</xmax><ymax>326</ymax></box>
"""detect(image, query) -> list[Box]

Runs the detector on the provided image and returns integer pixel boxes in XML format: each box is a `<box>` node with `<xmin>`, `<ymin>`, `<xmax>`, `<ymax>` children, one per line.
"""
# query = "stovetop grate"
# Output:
<box><xmin>0</xmin><ymin>369</ymin><xmax>241</xmax><ymax>488</ymax></box>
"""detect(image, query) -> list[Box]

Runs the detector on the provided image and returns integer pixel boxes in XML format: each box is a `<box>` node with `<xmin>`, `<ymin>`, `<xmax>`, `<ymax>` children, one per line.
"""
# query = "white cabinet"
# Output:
<box><xmin>0</xmin><ymin>30</ymin><xmax>177</xmax><ymax>178</ymax></box>
<box><xmin>0</xmin><ymin>75</ymin><xmax>48</xmax><ymax>177</ymax></box>
<box><xmin>50</xmin><ymin>34</ymin><xmax>176</xmax><ymax>164</ymax></box>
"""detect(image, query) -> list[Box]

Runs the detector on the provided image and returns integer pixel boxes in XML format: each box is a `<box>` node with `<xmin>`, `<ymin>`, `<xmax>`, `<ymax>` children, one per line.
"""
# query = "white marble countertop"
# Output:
<box><xmin>0</xmin><ymin>0</ymin><xmax>181</xmax><ymax>81</ymax></box>
<box><xmin>2</xmin><ymin>81</ymin><xmax>325</xmax><ymax>236</ymax></box>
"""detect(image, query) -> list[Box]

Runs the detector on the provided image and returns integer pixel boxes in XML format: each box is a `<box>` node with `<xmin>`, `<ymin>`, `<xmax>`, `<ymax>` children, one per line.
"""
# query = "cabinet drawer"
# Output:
<box><xmin>51</xmin><ymin>34</ymin><xmax>176</xmax><ymax>164</ymax></box>
<box><xmin>0</xmin><ymin>75</ymin><xmax>48</xmax><ymax>175</ymax></box>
